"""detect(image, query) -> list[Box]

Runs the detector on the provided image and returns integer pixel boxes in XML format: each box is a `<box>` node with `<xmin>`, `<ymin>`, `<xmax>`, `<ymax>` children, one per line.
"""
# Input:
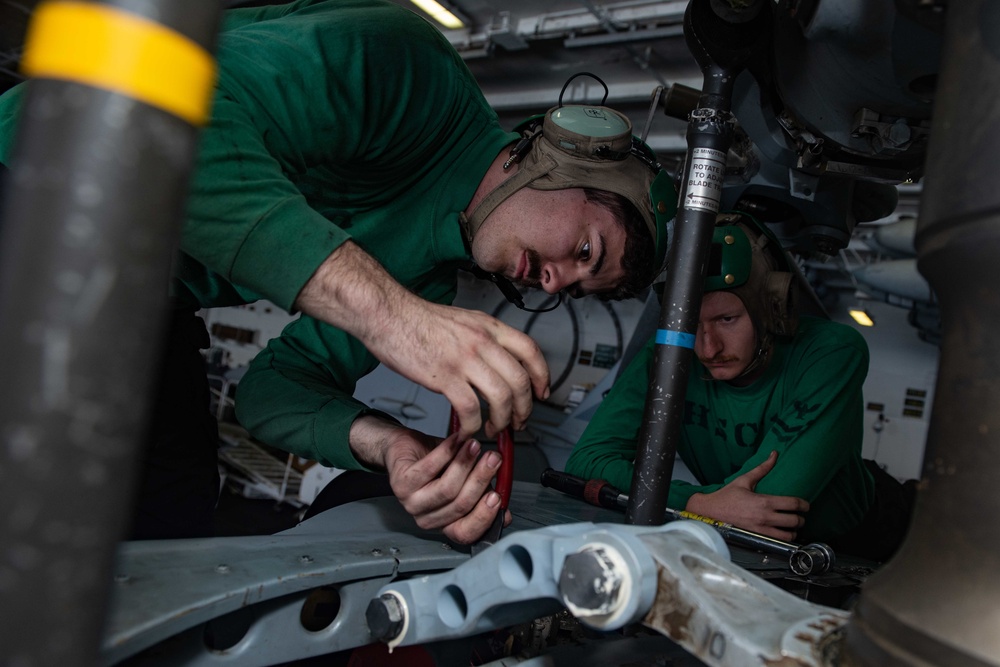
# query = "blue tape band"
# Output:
<box><xmin>655</xmin><ymin>329</ymin><xmax>695</xmax><ymax>349</ymax></box>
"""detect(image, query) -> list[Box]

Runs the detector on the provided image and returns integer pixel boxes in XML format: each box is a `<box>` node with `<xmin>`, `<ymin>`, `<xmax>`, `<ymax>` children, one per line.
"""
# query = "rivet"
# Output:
<box><xmin>657</xmin><ymin>201</ymin><xmax>668</xmax><ymax>213</ymax></box>
<box><xmin>724</xmin><ymin>234</ymin><xmax>735</xmax><ymax>245</ymax></box>
<box><xmin>300</xmin><ymin>555</ymin><xmax>313</xmax><ymax>564</ymax></box>
<box><xmin>216</xmin><ymin>564</ymin><xmax>230</xmax><ymax>574</ymax></box>
<box><xmin>113</xmin><ymin>574</ymin><xmax>130</xmax><ymax>584</ymax></box>
<box><xmin>371</xmin><ymin>548</ymin><xmax>383</xmax><ymax>556</ymax></box>
<box><xmin>724</xmin><ymin>274</ymin><xmax>736</xmax><ymax>284</ymax></box>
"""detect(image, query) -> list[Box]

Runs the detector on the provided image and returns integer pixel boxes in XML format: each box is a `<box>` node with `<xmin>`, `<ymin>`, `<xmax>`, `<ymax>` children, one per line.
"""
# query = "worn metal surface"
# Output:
<box><xmin>376</xmin><ymin>516</ymin><xmax>726</xmax><ymax>650</ymax></box>
<box><xmin>639</xmin><ymin>530</ymin><xmax>848</xmax><ymax>667</ymax></box>
<box><xmin>102</xmin><ymin>482</ymin><xmax>867</xmax><ymax>666</ymax></box>
<box><xmin>102</xmin><ymin>498</ymin><xmax>465</xmax><ymax>665</ymax></box>
<box><xmin>844</xmin><ymin>1</ymin><xmax>1000</xmax><ymax>665</ymax></box>
<box><xmin>101</xmin><ymin>483</ymin><xmax>624</xmax><ymax>665</ymax></box>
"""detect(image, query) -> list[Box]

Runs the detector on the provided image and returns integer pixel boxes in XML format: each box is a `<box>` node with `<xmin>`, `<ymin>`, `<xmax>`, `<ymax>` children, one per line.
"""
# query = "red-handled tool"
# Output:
<box><xmin>450</xmin><ymin>410</ymin><xmax>513</xmax><ymax>553</ymax></box>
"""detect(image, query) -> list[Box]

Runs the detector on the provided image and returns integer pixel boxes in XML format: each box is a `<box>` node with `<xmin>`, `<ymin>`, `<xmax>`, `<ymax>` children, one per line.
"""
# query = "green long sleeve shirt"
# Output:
<box><xmin>565</xmin><ymin>316</ymin><xmax>875</xmax><ymax>543</ymax></box>
<box><xmin>0</xmin><ymin>0</ymin><xmax>516</xmax><ymax>470</ymax></box>
<box><xmin>211</xmin><ymin>0</ymin><xmax>517</xmax><ymax>469</ymax></box>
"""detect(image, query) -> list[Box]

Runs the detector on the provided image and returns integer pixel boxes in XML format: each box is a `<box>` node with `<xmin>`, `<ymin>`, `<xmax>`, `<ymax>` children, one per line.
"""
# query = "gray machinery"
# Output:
<box><xmin>3</xmin><ymin>0</ymin><xmax>996</xmax><ymax>666</ymax></box>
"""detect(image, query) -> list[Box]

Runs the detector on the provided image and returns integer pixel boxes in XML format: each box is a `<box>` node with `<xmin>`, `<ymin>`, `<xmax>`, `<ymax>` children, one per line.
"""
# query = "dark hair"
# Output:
<box><xmin>583</xmin><ymin>188</ymin><xmax>656</xmax><ymax>300</ymax></box>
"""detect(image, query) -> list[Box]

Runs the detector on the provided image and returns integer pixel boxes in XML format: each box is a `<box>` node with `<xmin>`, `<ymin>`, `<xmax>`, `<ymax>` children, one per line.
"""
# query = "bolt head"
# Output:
<box><xmin>366</xmin><ymin>594</ymin><xmax>405</xmax><ymax>642</ymax></box>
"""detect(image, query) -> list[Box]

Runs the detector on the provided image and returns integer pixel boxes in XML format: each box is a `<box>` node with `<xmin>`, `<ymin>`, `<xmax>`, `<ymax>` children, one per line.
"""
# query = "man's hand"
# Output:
<box><xmin>685</xmin><ymin>451</ymin><xmax>809</xmax><ymax>541</ymax></box>
<box><xmin>295</xmin><ymin>242</ymin><xmax>551</xmax><ymax>439</ymax></box>
<box><xmin>350</xmin><ymin>416</ymin><xmax>510</xmax><ymax>544</ymax></box>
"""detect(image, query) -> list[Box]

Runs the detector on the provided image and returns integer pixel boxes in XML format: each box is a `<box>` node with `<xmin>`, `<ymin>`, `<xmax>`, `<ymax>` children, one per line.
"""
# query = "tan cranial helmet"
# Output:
<box><xmin>460</xmin><ymin>104</ymin><xmax>676</xmax><ymax>270</ymax></box>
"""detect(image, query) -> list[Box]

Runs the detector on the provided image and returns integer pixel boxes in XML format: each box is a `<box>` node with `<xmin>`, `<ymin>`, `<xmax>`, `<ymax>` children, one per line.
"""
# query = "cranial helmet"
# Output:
<box><xmin>705</xmin><ymin>212</ymin><xmax>798</xmax><ymax>346</ymax></box>
<box><xmin>460</xmin><ymin>103</ymin><xmax>677</xmax><ymax>272</ymax></box>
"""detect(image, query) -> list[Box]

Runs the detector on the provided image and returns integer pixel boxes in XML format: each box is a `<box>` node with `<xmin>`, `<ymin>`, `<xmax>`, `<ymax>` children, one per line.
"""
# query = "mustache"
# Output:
<box><xmin>699</xmin><ymin>355</ymin><xmax>739</xmax><ymax>365</ymax></box>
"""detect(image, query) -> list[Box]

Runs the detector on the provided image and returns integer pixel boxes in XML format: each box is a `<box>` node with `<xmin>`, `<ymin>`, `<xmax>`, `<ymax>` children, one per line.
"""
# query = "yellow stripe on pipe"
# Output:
<box><xmin>21</xmin><ymin>1</ymin><xmax>216</xmax><ymax>126</ymax></box>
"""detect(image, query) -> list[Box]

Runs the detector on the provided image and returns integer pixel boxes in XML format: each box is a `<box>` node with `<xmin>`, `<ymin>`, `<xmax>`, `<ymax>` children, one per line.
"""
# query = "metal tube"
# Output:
<box><xmin>0</xmin><ymin>2</ymin><xmax>220</xmax><ymax>665</ymax></box>
<box><xmin>844</xmin><ymin>2</ymin><xmax>1000</xmax><ymax>665</ymax></box>
<box><xmin>626</xmin><ymin>0</ymin><xmax>770</xmax><ymax>526</ymax></box>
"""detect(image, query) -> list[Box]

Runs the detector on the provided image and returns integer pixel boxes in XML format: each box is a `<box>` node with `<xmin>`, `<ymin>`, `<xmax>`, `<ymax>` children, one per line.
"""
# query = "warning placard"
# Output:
<box><xmin>684</xmin><ymin>147</ymin><xmax>726</xmax><ymax>212</ymax></box>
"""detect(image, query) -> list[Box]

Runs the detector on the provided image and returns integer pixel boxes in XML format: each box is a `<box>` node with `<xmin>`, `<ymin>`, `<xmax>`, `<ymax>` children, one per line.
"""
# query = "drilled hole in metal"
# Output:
<box><xmin>203</xmin><ymin>607</ymin><xmax>255</xmax><ymax>651</ymax></box>
<box><xmin>300</xmin><ymin>586</ymin><xmax>342</xmax><ymax>632</ymax></box>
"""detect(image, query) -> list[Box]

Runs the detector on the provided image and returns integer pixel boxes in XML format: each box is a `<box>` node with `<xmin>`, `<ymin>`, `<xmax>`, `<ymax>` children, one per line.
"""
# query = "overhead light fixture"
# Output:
<box><xmin>849</xmin><ymin>307</ymin><xmax>875</xmax><ymax>327</ymax></box>
<box><xmin>410</xmin><ymin>0</ymin><xmax>465</xmax><ymax>29</ymax></box>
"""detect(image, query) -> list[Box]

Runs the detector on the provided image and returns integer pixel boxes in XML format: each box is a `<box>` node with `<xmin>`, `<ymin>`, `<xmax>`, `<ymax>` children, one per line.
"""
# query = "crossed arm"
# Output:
<box><xmin>565</xmin><ymin>328</ymin><xmax>868</xmax><ymax>541</ymax></box>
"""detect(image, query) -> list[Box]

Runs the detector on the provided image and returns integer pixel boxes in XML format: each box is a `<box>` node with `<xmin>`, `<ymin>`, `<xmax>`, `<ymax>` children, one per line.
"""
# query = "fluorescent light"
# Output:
<box><xmin>410</xmin><ymin>0</ymin><xmax>465</xmax><ymax>29</ymax></box>
<box><xmin>849</xmin><ymin>308</ymin><xmax>875</xmax><ymax>327</ymax></box>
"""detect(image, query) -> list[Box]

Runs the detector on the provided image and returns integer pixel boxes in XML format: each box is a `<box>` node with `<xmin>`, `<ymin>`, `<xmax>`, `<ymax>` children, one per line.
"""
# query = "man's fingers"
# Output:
<box><xmin>441</xmin><ymin>491</ymin><xmax>504</xmax><ymax>545</ymax></box>
<box><xmin>767</xmin><ymin>494</ymin><xmax>810</xmax><ymax>514</ymax></box>
<box><xmin>412</xmin><ymin>448</ymin><xmax>503</xmax><ymax>528</ymax></box>
<box><xmin>766</xmin><ymin>510</ymin><xmax>806</xmax><ymax>530</ymax></box>
<box><xmin>388</xmin><ymin>433</ymin><xmax>465</xmax><ymax>497</ymax></box>
<box><xmin>473</xmin><ymin>341</ymin><xmax>538</xmax><ymax>434</ymax></box>
<box><xmin>444</xmin><ymin>386</ymin><xmax>485</xmax><ymax>441</ymax></box>
<box><xmin>493</xmin><ymin>324</ymin><xmax>551</xmax><ymax>403</ymax></box>
<box><xmin>736</xmin><ymin>451</ymin><xmax>779</xmax><ymax>490</ymax></box>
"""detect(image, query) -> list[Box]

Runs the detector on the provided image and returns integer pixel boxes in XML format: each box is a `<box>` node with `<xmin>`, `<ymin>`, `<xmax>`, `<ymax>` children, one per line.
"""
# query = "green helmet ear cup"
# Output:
<box><xmin>704</xmin><ymin>224</ymin><xmax>753</xmax><ymax>292</ymax></box>
<box><xmin>705</xmin><ymin>213</ymin><xmax>799</xmax><ymax>340</ymax></box>
<box><xmin>649</xmin><ymin>170</ymin><xmax>676</xmax><ymax>268</ymax></box>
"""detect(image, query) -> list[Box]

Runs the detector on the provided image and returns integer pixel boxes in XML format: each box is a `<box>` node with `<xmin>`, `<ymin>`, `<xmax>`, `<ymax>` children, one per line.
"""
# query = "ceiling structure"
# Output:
<box><xmin>392</xmin><ymin>0</ymin><xmax>936</xmax><ymax>339</ymax></box>
<box><xmin>391</xmin><ymin>0</ymin><xmax>701</xmax><ymax>157</ymax></box>
<box><xmin>0</xmin><ymin>0</ymin><xmax>937</xmax><ymax>341</ymax></box>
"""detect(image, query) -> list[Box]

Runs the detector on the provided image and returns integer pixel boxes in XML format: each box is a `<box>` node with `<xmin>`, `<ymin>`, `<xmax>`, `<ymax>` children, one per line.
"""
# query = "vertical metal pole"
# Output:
<box><xmin>844</xmin><ymin>2</ymin><xmax>1000</xmax><ymax>665</ymax></box>
<box><xmin>0</xmin><ymin>2</ymin><xmax>220</xmax><ymax>665</ymax></box>
<box><xmin>627</xmin><ymin>0</ymin><xmax>771</xmax><ymax>525</ymax></box>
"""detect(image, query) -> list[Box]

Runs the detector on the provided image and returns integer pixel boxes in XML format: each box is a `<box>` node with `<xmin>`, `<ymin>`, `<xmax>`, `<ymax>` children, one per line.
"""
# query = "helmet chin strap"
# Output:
<box><xmin>460</xmin><ymin>139</ymin><xmax>563</xmax><ymax>313</ymax></box>
<box><xmin>458</xmin><ymin>152</ymin><xmax>557</xmax><ymax>243</ymax></box>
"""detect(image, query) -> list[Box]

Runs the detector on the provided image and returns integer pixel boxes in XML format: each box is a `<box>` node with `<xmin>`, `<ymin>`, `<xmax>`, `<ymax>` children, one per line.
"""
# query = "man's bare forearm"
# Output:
<box><xmin>294</xmin><ymin>240</ymin><xmax>410</xmax><ymax>344</ymax></box>
<box><xmin>291</xmin><ymin>238</ymin><xmax>550</xmax><ymax>442</ymax></box>
<box><xmin>348</xmin><ymin>414</ymin><xmax>403</xmax><ymax>471</ymax></box>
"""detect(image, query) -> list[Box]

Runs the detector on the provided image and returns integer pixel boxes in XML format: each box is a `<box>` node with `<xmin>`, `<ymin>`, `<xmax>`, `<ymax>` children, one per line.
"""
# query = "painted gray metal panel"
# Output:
<box><xmin>101</xmin><ymin>483</ymin><xmax>624</xmax><ymax>664</ymax></box>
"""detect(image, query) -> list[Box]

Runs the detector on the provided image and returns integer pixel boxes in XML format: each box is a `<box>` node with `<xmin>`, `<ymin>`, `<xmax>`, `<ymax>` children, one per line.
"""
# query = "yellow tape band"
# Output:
<box><xmin>21</xmin><ymin>1</ymin><xmax>216</xmax><ymax>125</ymax></box>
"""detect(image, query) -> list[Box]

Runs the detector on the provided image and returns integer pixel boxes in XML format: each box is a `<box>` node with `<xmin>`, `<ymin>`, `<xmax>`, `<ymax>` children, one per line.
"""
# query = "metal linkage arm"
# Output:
<box><xmin>368</xmin><ymin>518</ymin><xmax>848</xmax><ymax>666</ymax></box>
<box><xmin>367</xmin><ymin>521</ymin><xmax>729</xmax><ymax>650</ymax></box>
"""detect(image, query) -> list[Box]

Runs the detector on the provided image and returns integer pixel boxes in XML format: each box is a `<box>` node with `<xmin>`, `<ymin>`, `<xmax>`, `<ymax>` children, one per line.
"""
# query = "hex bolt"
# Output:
<box><xmin>366</xmin><ymin>593</ymin><xmax>406</xmax><ymax>642</ymax></box>
<box><xmin>559</xmin><ymin>547</ymin><xmax>624</xmax><ymax>617</ymax></box>
<box><xmin>885</xmin><ymin>118</ymin><xmax>912</xmax><ymax>148</ymax></box>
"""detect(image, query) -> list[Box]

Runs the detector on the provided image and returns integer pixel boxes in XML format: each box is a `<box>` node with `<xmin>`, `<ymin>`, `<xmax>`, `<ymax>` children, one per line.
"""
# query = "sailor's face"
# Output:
<box><xmin>695</xmin><ymin>291</ymin><xmax>757</xmax><ymax>382</ymax></box>
<box><xmin>472</xmin><ymin>188</ymin><xmax>626</xmax><ymax>298</ymax></box>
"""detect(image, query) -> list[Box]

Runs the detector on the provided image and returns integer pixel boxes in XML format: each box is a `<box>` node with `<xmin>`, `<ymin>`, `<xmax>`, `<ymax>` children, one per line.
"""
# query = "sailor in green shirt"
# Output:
<box><xmin>0</xmin><ymin>0</ymin><xmax>676</xmax><ymax>542</ymax></box>
<box><xmin>566</xmin><ymin>214</ymin><xmax>911</xmax><ymax>560</ymax></box>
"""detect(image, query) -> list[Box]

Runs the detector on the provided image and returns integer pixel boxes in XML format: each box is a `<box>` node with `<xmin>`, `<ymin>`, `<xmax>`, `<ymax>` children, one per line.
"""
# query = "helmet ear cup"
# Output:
<box><xmin>464</xmin><ymin>101</ymin><xmax>676</xmax><ymax>277</ymax></box>
<box><xmin>762</xmin><ymin>271</ymin><xmax>796</xmax><ymax>337</ymax></box>
<box><xmin>707</xmin><ymin>216</ymin><xmax>799</xmax><ymax>339</ymax></box>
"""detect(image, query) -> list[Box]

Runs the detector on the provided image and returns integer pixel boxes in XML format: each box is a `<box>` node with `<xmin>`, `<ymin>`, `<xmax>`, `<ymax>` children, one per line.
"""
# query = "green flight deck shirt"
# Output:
<box><xmin>565</xmin><ymin>316</ymin><xmax>875</xmax><ymax>543</ymax></box>
<box><xmin>0</xmin><ymin>0</ymin><xmax>517</xmax><ymax>471</ymax></box>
